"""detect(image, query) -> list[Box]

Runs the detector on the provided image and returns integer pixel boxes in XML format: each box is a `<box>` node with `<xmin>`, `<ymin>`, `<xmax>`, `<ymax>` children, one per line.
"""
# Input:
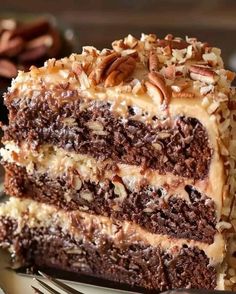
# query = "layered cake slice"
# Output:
<box><xmin>0</xmin><ymin>33</ymin><xmax>236</xmax><ymax>290</ymax></box>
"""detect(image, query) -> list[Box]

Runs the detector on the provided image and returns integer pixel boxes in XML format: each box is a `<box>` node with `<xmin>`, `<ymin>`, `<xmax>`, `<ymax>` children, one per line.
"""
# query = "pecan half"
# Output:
<box><xmin>106</xmin><ymin>55</ymin><xmax>129</xmax><ymax>76</ymax></box>
<box><xmin>18</xmin><ymin>45</ymin><xmax>48</xmax><ymax>62</ymax></box>
<box><xmin>26</xmin><ymin>34</ymin><xmax>53</xmax><ymax>50</ymax></box>
<box><xmin>104</xmin><ymin>55</ymin><xmax>136</xmax><ymax>87</ymax></box>
<box><xmin>189</xmin><ymin>65</ymin><xmax>218</xmax><ymax>84</ymax></box>
<box><xmin>0</xmin><ymin>59</ymin><xmax>17</xmax><ymax>78</ymax></box>
<box><xmin>11</xmin><ymin>19</ymin><xmax>50</xmax><ymax>40</ymax></box>
<box><xmin>89</xmin><ymin>52</ymin><xmax>119</xmax><ymax>84</ymax></box>
<box><xmin>0</xmin><ymin>18</ymin><xmax>64</xmax><ymax>79</ymax></box>
<box><xmin>149</xmin><ymin>50</ymin><xmax>158</xmax><ymax>72</ymax></box>
<box><xmin>148</xmin><ymin>72</ymin><xmax>171</xmax><ymax>104</ymax></box>
<box><xmin>0</xmin><ymin>35</ymin><xmax>24</xmax><ymax>57</ymax></box>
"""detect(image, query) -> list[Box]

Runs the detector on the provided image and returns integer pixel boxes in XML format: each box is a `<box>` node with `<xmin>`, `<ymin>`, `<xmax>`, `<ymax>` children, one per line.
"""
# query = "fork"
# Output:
<box><xmin>32</xmin><ymin>271</ymin><xmax>84</xmax><ymax>294</ymax></box>
<box><xmin>0</xmin><ymin>287</ymin><xmax>6</xmax><ymax>294</ymax></box>
<box><xmin>32</xmin><ymin>272</ymin><xmax>236</xmax><ymax>294</ymax></box>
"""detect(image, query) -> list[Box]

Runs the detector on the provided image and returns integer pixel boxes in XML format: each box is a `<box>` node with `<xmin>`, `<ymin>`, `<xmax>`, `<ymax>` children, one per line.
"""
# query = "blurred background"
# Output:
<box><xmin>0</xmin><ymin>0</ymin><xmax>236</xmax><ymax>65</ymax></box>
<box><xmin>1</xmin><ymin>0</ymin><xmax>236</xmax><ymax>69</ymax></box>
<box><xmin>0</xmin><ymin>0</ymin><xmax>235</xmax><ymax>121</ymax></box>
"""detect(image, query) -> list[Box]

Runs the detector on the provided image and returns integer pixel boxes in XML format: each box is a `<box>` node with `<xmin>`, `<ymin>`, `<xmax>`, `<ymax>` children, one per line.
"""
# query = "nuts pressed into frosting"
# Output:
<box><xmin>148</xmin><ymin>72</ymin><xmax>171</xmax><ymax>105</ymax></box>
<box><xmin>149</xmin><ymin>50</ymin><xmax>159</xmax><ymax>72</ymax></box>
<box><xmin>189</xmin><ymin>65</ymin><xmax>218</xmax><ymax>84</ymax></box>
<box><xmin>89</xmin><ymin>52</ymin><xmax>119</xmax><ymax>84</ymax></box>
<box><xmin>104</xmin><ymin>55</ymin><xmax>136</xmax><ymax>87</ymax></box>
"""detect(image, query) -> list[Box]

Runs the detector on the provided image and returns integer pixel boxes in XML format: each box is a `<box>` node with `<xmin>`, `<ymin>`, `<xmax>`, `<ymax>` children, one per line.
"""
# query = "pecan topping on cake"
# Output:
<box><xmin>148</xmin><ymin>72</ymin><xmax>171</xmax><ymax>105</ymax></box>
<box><xmin>172</xmin><ymin>92</ymin><xmax>195</xmax><ymax>98</ymax></box>
<box><xmin>89</xmin><ymin>52</ymin><xmax>119</xmax><ymax>84</ymax></box>
<box><xmin>104</xmin><ymin>55</ymin><xmax>136</xmax><ymax>87</ymax></box>
<box><xmin>149</xmin><ymin>50</ymin><xmax>159</xmax><ymax>72</ymax></box>
<box><xmin>88</xmin><ymin>52</ymin><xmax>136</xmax><ymax>87</ymax></box>
<box><xmin>189</xmin><ymin>65</ymin><xmax>218</xmax><ymax>84</ymax></box>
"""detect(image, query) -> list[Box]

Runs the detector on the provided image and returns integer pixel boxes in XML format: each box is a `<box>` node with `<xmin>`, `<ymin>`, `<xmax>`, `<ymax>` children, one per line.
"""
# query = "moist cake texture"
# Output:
<box><xmin>0</xmin><ymin>33</ymin><xmax>236</xmax><ymax>291</ymax></box>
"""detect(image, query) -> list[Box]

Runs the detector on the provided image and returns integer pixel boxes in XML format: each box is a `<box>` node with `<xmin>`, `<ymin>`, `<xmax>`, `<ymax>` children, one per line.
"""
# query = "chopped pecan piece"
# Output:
<box><xmin>164</xmin><ymin>34</ymin><xmax>174</xmax><ymax>41</ymax></box>
<box><xmin>163</xmin><ymin>45</ymin><xmax>172</xmax><ymax>56</ymax></box>
<box><xmin>226</xmin><ymin>70</ymin><xmax>235</xmax><ymax>81</ymax></box>
<box><xmin>72</xmin><ymin>62</ymin><xmax>83</xmax><ymax>76</ymax></box>
<box><xmin>149</xmin><ymin>50</ymin><xmax>158</xmax><ymax>72</ymax></box>
<box><xmin>171</xmin><ymin>81</ymin><xmax>190</xmax><ymax>93</ymax></box>
<box><xmin>148</xmin><ymin>72</ymin><xmax>171</xmax><ymax>104</ymax></box>
<box><xmin>124</xmin><ymin>34</ymin><xmax>138</xmax><ymax>49</ymax></box>
<box><xmin>104</xmin><ymin>55</ymin><xmax>136</xmax><ymax>87</ymax></box>
<box><xmin>172</xmin><ymin>91</ymin><xmax>195</xmax><ymax>98</ymax></box>
<box><xmin>163</xmin><ymin>65</ymin><xmax>176</xmax><ymax>80</ymax></box>
<box><xmin>112</xmin><ymin>39</ymin><xmax>129</xmax><ymax>52</ymax></box>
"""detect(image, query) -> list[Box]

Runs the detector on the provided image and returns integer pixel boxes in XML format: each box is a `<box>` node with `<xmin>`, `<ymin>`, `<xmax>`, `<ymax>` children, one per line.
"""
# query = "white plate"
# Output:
<box><xmin>0</xmin><ymin>250</ymin><xmax>135</xmax><ymax>294</ymax></box>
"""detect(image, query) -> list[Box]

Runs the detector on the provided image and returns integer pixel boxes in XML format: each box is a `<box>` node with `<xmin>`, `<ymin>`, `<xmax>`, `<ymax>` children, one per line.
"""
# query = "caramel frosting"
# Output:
<box><xmin>0</xmin><ymin>197</ymin><xmax>226</xmax><ymax>267</ymax></box>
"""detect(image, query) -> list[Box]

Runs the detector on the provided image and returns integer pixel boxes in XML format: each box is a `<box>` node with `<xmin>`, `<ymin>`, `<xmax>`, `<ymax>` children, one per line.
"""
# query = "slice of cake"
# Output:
<box><xmin>0</xmin><ymin>33</ymin><xmax>236</xmax><ymax>291</ymax></box>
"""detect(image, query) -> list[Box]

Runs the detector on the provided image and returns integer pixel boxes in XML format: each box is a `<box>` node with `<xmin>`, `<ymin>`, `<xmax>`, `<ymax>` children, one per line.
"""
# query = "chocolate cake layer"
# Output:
<box><xmin>0</xmin><ymin>217</ymin><xmax>217</xmax><ymax>290</ymax></box>
<box><xmin>4</xmin><ymin>98</ymin><xmax>212</xmax><ymax>180</ymax></box>
<box><xmin>4</xmin><ymin>163</ymin><xmax>217</xmax><ymax>243</ymax></box>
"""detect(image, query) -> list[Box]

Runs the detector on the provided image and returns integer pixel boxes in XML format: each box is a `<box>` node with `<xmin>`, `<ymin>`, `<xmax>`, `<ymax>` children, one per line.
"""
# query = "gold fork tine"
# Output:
<box><xmin>38</xmin><ymin>271</ymin><xmax>84</xmax><ymax>294</ymax></box>
<box><xmin>31</xmin><ymin>285</ymin><xmax>45</xmax><ymax>294</ymax></box>
<box><xmin>34</xmin><ymin>278</ymin><xmax>61</xmax><ymax>294</ymax></box>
